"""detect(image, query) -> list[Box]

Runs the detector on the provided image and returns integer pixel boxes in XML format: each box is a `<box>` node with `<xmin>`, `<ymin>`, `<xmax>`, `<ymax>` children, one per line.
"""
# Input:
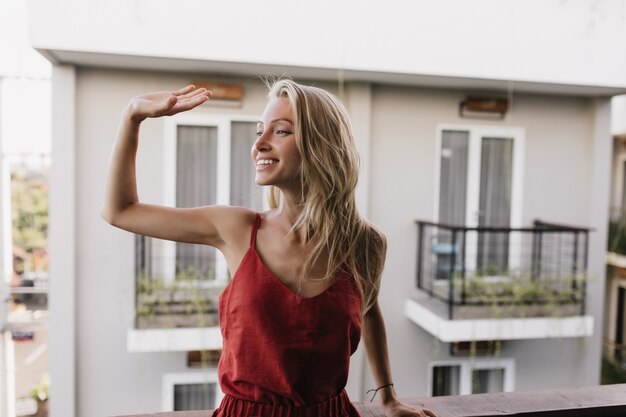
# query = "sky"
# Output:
<box><xmin>0</xmin><ymin>0</ymin><xmax>52</xmax><ymax>155</ymax></box>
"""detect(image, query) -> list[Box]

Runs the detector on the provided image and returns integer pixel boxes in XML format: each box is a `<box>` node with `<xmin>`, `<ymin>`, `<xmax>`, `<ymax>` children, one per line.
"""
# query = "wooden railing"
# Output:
<box><xmin>113</xmin><ymin>384</ymin><xmax>626</xmax><ymax>417</ymax></box>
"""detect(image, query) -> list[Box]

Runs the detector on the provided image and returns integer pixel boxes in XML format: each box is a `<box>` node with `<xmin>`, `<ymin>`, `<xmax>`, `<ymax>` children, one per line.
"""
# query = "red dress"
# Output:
<box><xmin>212</xmin><ymin>213</ymin><xmax>362</xmax><ymax>417</ymax></box>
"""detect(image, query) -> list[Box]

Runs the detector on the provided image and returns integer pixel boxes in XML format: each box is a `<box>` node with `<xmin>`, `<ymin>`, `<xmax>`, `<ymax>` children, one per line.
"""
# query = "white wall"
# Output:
<box><xmin>73</xmin><ymin>68</ymin><xmax>370</xmax><ymax>416</ymax></box>
<box><xmin>75</xmin><ymin>68</ymin><xmax>266</xmax><ymax>416</ymax></box>
<box><xmin>28</xmin><ymin>0</ymin><xmax>626</xmax><ymax>89</ymax></box>
<box><xmin>65</xmin><ymin>65</ymin><xmax>605</xmax><ymax>415</ymax></box>
<box><xmin>367</xmin><ymin>84</ymin><xmax>602</xmax><ymax>396</ymax></box>
<box><xmin>613</xmin><ymin>95</ymin><xmax>626</xmax><ymax>136</ymax></box>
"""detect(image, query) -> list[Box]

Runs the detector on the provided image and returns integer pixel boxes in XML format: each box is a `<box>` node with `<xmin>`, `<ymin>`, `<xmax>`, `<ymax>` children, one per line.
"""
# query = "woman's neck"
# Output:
<box><xmin>275</xmin><ymin>188</ymin><xmax>307</xmax><ymax>242</ymax></box>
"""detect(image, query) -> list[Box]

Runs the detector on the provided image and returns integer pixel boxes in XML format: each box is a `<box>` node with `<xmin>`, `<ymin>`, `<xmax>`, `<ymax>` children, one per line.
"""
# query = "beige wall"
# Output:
<box><xmin>70</xmin><ymin>67</ymin><xmax>605</xmax><ymax>416</ymax></box>
<box><xmin>76</xmin><ymin>69</ymin><xmax>273</xmax><ymax>416</ymax></box>
<box><xmin>73</xmin><ymin>68</ymin><xmax>355</xmax><ymax>416</ymax></box>
<box><xmin>367</xmin><ymin>85</ymin><xmax>600</xmax><ymax>396</ymax></box>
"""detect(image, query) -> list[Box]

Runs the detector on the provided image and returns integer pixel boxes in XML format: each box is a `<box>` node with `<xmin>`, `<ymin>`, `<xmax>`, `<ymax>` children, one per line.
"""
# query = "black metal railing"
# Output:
<box><xmin>416</xmin><ymin>220</ymin><xmax>590</xmax><ymax>319</ymax></box>
<box><xmin>134</xmin><ymin>234</ymin><xmax>228</xmax><ymax>329</ymax></box>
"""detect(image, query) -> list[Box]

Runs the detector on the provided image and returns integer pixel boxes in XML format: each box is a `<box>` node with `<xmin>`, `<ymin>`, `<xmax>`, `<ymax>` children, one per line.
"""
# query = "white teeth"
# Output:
<box><xmin>257</xmin><ymin>159</ymin><xmax>278</xmax><ymax>166</ymax></box>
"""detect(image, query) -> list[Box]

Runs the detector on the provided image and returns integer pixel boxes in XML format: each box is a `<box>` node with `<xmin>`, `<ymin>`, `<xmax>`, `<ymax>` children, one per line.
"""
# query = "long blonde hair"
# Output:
<box><xmin>266</xmin><ymin>79</ymin><xmax>386</xmax><ymax>314</ymax></box>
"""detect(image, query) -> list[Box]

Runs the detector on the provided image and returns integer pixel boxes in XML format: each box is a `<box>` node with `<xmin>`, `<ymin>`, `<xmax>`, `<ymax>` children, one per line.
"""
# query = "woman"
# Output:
<box><xmin>102</xmin><ymin>80</ymin><xmax>437</xmax><ymax>417</ymax></box>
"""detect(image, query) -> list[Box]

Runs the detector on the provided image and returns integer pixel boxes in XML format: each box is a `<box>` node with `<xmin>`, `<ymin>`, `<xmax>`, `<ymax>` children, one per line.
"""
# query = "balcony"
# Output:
<box><xmin>406</xmin><ymin>220</ymin><xmax>593</xmax><ymax>341</ymax></box>
<box><xmin>112</xmin><ymin>383</ymin><xmax>626</xmax><ymax>417</ymax></box>
<box><xmin>128</xmin><ymin>235</ymin><xmax>228</xmax><ymax>352</ymax></box>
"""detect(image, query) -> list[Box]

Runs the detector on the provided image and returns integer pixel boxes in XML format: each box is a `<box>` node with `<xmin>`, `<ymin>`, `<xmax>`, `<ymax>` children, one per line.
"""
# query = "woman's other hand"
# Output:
<box><xmin>384</xmin><ymin>399</ymin><xmax>438</xmax><ymax>417</ymax></box>
<box><xmin>127</xmin><ymin>84</ymin><xmax>211</xmax><ymax>123</ymax></box>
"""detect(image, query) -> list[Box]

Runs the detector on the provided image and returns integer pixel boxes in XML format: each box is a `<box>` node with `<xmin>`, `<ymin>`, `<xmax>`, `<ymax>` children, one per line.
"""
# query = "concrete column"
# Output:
<box><xmin>612</xmin><ymin>95</ymin><xmax>626</xmax><ymax>136</ymax></box>
<box><xmin>0</xmin><ymin>76</ymin><xmax>10</xmax><ymax>327</ymax></box>
<box><xmin>343</xmin><ymin>82</ymin><xmax>373</xmax><ymax>401</ymax></box>
<box><xmin>0</xmin><ymin>73</ymin><xmax>15</xmax><ymax>417</ymax></box>
<box><xmin>49</xmin><ymin>65</ymin><xmax>76</xmax><ymax>417</ymax></box>
<box><xmin>586</xmin><ymin>97</ymin><xmax>612</xmax><ymax>384</ymax></box>
<box><xmin>344</xmin><ymin>82</ymin><xmax>372</xmax><ymax>218</ymax></box>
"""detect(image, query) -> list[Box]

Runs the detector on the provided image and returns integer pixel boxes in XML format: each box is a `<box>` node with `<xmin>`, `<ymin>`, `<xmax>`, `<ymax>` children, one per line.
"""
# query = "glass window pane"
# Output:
<box><xmin>436</xmin><ymin>131</ymin><xmax>468</xmax><ymax>280</ymax></box>
<box><xmin>174</xmin><ymin>383</ymin><xmax>217</xmax><ymax>411</ymax></box>
<box><xmin>432</xmin><ymin>365</ymin><xmax>460</xmax><ymax>396</ymax></box>
<box><xmin>477</xmin><ymin>137</ymin><xmax>513</xmax><ymax>273</ymax></box>
<box><xmin>230</xmin><ymin>122</ymin><xmax>263</xmax><ymax>210</ymax></box>
<box><xmin>439</xmin><ymin>130</ymin><xmax>469</xmax><ymax>226</ymax></box>
<box><xmin>176</xmin><ymin>125</ymin><xmax>218</xmax><ymax>279</ymax></box>
<box><xmin>622</xmin><ymin>160</ymin><xmax>626</xmax><ymax>207</ymax></box>
<box><xmin>472</xmin><ymin>368</ymin><xmax>505</xmax><ymax>394</ymax></box>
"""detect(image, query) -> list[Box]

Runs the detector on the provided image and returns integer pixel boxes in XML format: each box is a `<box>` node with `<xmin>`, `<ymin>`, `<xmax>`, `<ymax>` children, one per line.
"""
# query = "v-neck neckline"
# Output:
<box><xmin>250</xmin><ymin>243</ymin><xmax>343</xmax><ymax>300</ymax></box>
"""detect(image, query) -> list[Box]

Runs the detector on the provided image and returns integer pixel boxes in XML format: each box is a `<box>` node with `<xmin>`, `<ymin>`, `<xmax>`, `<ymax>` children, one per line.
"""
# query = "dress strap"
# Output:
<box><xmin>249</xmin><ymin>213</ymin><xmax>262</xmax><ymax>247</ymax></box>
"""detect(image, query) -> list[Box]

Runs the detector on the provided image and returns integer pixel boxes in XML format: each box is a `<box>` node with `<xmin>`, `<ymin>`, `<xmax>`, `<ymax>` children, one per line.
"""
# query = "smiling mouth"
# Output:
<box><xmin>256</xmin><ymin>159</ymin><xmax>279</xmax><ymax>167</ymax></box>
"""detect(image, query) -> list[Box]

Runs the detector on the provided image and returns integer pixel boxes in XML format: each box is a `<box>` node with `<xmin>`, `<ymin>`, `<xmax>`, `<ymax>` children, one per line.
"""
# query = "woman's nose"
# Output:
<box><xmin>254</xmin><ymin>131</ymin><xmax>271</xmax><ymax>152</ymax></box>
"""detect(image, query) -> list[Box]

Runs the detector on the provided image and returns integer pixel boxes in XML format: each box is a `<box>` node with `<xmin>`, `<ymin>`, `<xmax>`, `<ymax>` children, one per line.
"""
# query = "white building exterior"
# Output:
<box><xmin>605</xmin><ymin>95</ymin><xmax>626</xmax><ymax>374</ymax></box>
<box><xmin>25</xmin><ymin>1</ymin><xmax>626</xmax><ymax>417</ymax></box>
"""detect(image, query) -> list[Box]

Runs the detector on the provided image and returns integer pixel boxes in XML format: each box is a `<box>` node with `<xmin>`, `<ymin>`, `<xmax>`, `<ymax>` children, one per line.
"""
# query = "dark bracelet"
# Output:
<box><xmin>366</xmin><ymin>382</ymin><xmax>394</xmax><ymax>402</ymax></box>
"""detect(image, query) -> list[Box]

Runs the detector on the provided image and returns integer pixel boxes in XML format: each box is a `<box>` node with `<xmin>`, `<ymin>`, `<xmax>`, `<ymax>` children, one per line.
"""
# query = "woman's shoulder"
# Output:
<box><xmin>202</xmin><ymin>205</ymin><xmax>258</xmax><ymax>244</ymax></box>
<box><xmin>360</xmin><ymin>218</ymin><xmax>387</xmax><ymax>246</ymax></box>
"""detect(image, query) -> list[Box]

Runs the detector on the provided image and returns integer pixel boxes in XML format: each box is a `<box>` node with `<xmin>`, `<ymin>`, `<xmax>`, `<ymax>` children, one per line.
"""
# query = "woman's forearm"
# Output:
<box><xmin>362</xmin><ymin>301</ymin><xmax>398</xmax><ymax>406</ymax></box>
<box><xmin>101</xmin><ymin>106</ymin><xmax>141</xmax><ymax>224</ymax></box>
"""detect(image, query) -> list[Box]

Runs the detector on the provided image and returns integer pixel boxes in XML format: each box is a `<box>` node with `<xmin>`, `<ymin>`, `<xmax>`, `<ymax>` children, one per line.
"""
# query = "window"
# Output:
<box><xmin>429</xmin><ymin>358</ymin><xmax>514</xmax><ymax>396</ymax></box>
<box><xmin>162</xmin><ymin>114</ymin><xmax>263</xmax><ymax>285</ymax></box>
<box><xmin>615</xmin><ymin>286</ymin><xmax>625</xmax><ymax>363</ymax></box>
<box><xmin>434</xmin><ymin>125</ymin><xmax>525</xmax><ymax>277</ymax></box>
<box><xmin>472</xmin><ymin>368</ymin><xmax>505</xmax><ymax>394</ymax></box>
<box><xmin>432</xmin><ymin>365</ymin><xmax>461</xmax><ymax>396</ymax></box>
<box><xmin>174</xmin><ymin>383</ymin><xmax>217</xmax><ymax>410</ymax></box>
<box><xmin>162</xmin><ymin>371</ymin><xmax>223</xmax><ymax>411</ymax></box>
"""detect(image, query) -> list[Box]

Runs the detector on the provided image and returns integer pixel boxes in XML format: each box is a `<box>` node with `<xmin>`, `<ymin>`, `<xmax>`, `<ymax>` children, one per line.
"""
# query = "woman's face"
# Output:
<box><xmin>252</xmin><ymin>97</ymin><xmax>302</xmax><ymax>189</ymax></box>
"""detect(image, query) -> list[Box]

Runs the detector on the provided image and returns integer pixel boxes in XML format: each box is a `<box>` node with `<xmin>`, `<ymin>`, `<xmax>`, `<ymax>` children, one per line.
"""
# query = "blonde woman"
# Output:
<box><xmin>102</xmin><ymin>80</ymin><xmax>437</xmax><ymax>417</ymax></box>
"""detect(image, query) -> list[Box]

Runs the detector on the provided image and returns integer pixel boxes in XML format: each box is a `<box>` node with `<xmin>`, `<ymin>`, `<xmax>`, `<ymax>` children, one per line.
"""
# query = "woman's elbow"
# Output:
<box><xmin>101</xmin><ymin>208</ymin><xmax>118</xmax><ymax>226</ymax></box>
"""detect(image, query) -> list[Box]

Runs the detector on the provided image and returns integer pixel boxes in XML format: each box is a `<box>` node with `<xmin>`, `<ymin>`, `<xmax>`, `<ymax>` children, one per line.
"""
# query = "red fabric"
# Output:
<box><xmin>213</xmin><ymin>213</ymin><xmax>362</xmax><ymax>416</ymax></box>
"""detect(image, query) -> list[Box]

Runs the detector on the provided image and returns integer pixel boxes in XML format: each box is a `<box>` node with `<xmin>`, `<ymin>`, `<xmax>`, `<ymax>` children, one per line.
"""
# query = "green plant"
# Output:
<box><xmin>135</xmin><ymin>265</ymin><xmax>225</xmax><ymax>327</ymax></box>
<box><xmin>30</xmin><ymin>375</ymin><xmax>50</xmax><ymax>402</ymax></box>
<box><xmin>450</xmin><ymin>271</ymin><xmax>585</xmax><ymax>320</ymax></box>
<box><xmin>601</xmin><ymin>353</ymin><xmax>626</xmax><ymax>384</ymax></box>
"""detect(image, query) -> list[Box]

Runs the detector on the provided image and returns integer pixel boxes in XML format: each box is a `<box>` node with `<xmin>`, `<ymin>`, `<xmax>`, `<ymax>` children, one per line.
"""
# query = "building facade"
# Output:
<box><xmin>25</xmin><ymin>1</ymin><xmax>626</xmax><ymax>417</ymax></box>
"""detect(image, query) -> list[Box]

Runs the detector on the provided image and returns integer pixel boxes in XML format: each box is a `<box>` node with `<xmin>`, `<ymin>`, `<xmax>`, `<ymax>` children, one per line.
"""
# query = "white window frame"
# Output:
<box><xmin>608</xmin><ymin>277</ymin><xmax>626</xmax><ymax>348</ymax></box>
<box><xmin>162</xmin><ymin>369</ymin><xmax>223</xmax><ymax>412</ymax></box>
<box><xmin>617</xmin><ymin>152</ymin><xmax>626</xmax><ymax>206</ymax></box>
<box><xmin>433</xmin><ymin>124</ymin><xmax>526</xmax><ymax>274</ymax></box>
<box><xmin>427</xmin><ymin>357</ymin><xmax>515</xmax><ymax>396</ymax></box>
<box><xmin>162</xmin><ymin>113</ymin><xmax>261</xmax><ymax>285</ymax></box>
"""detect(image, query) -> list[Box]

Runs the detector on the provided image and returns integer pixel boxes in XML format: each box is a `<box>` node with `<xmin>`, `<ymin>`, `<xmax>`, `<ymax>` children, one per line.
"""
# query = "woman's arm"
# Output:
<box><xmin>362</xmin><ymin>301</ymin><xmax>437</xmax><ymax>417</ymax></box>
<box><xmin>101</xmin><ymin>85</ymin><xmax>252</xmax><ymax>249</ymax></box>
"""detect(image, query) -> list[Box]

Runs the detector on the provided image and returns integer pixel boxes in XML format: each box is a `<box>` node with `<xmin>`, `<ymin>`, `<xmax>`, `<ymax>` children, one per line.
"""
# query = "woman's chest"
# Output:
<box><xmin>221</xmin><ymin>267</ymin><xmax>360</xmax><ymax>342</ymax></box>
<box><xmin>255</xmin><ymin>238</ymin><xmax>334</xmax><ymax>298</ymax></box>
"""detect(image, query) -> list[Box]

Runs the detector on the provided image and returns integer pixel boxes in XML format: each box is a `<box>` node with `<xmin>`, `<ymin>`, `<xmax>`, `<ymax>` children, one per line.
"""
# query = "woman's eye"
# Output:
<box><xmin>255</xmin><ymin>131</ymin><xmax>263</xmax><ymax>137</ymax></box>
<box><xmin>276</xmin><ymin>130</ymin><xmax>292</xmax><ymax>135</ymax></box>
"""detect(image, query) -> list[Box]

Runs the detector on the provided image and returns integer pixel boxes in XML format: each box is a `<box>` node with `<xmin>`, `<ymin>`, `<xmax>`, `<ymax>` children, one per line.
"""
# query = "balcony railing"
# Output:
<box><xmin>415</xmin><ymin>220</ymin><xmax>589</xmax><ymax>320</ymax></box>
<box><xmin>134</xmin><ymin>235</ymin><xmax>228</xmax><ymax>330</ymax></box>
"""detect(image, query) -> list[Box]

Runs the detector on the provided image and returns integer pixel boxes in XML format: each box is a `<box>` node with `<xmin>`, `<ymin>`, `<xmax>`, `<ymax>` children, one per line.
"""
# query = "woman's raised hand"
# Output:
<box><xmin>127</xmin><ymin>85</ymin><xmax>211</xmax><ymax>123</ymax></box>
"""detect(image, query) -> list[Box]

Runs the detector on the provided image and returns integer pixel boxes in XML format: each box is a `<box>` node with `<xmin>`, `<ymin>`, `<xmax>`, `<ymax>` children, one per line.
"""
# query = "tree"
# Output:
<box><xmin>11</xmin><ymin>166</ymin><xmax>49</xmax><ymax>272</ymax></box>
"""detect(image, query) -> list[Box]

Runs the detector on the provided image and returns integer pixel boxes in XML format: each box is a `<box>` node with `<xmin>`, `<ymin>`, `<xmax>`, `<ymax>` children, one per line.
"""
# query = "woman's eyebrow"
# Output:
<box><xmin>272</xmin><ymin>118</ymin><xmax>293</xmax><ymax>124</ymax></box>
<box><xmin>258</xmin><ymin>118</ymin><xmax>293</xmax><ymax>126</ymax></box>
